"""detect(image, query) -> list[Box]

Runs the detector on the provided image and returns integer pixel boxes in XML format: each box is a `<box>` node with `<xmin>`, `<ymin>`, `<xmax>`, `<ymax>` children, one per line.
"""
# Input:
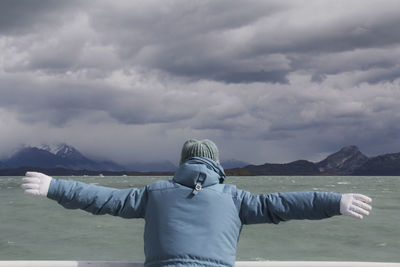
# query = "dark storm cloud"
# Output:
<box><xmin>3</xmin><ymin>1</ymin><xmax>400</xmax><ymax>84</ymax></box>
<box><xmin>80</xmin><ymin>1</ymin><xmax>400</xmax><ymax>84</ymax></box>
<box><xmin>0</xmin><ymin>0</ymin><xmax>82</xmax><ymax>35</ymax></box>
<box><xmin>0</xmin><ymin>73</ymin><xmax>196</xmax><ymax>126</ymax></box>
<box><xmin>1</xmin><ymin>0</ymin><xmax>400</xmax><ymax>163</ymax></box>
<box><xmin>85</xmin><ymin>0</ymin><xmax>292</xmax><ymax>83</ymax></box>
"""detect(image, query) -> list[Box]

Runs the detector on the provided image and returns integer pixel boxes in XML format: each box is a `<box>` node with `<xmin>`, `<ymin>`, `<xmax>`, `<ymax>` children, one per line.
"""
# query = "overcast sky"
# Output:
<box><xmin>1</xmin><ymin>0</ymin><xmax>400</xmax><ymax>165</ymax></box>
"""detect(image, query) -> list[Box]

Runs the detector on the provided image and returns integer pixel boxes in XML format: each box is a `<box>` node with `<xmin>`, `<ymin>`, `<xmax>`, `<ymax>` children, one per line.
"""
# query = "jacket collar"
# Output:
<box><xmin>173</xmin><ymin>157</ymin><xmax>226</xmax><ymax>194</ymax></box>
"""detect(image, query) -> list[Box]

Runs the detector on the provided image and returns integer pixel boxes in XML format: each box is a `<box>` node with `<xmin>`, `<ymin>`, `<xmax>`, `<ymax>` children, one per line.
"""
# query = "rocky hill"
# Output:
<box><xmin>220</xmin><ymin>159</ymin><xmax>249</xmax><ymax>170</ymax></box>
<box><xmin>316</xmin><ymin>146</ymin><xmax>368</xmax><ymax>175</ymax></box>
<box><xmin>352</xmin><ymin>152</ymin><xmax>400</xmax><ymax>175</ymax></box>
<box><xmin>242</xmin><ymin>160</ymin><xmax>320</xmax><ymax>176</ymax></box>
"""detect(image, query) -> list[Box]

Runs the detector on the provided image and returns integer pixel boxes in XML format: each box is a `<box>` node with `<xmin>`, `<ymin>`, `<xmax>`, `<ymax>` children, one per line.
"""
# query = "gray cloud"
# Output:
<box><xmin>0</xmin><ymin>0</ymin><xmax>83</xmax><ymax>35</ymax></box>
<box><xmin>0</xmin><ymin>71</ymin><xmax>201</xmax><ymax>126</ymax></box>
<box><xmin>1</xmin><ymin>1</ymin><xmax>400</xmax><ymax>164</ymax></box>
<box><xmin>3</xmin><ymin>1</ymin><xmax>400</xmax><ymax>83</ymax></box>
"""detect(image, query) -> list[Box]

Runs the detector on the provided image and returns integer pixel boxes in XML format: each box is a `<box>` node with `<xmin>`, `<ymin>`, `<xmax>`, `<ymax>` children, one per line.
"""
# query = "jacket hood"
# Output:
<box><xmin>173</xmin><ymin>157</ymin><xmax>226</xmax><ymax>194</ymax></box>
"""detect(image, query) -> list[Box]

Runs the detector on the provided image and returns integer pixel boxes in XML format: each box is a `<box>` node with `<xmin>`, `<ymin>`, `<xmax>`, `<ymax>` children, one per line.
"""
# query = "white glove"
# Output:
<box><xmin>21</xmin><ymin>172</ymin><xmax>53</xmax><ymax>197</ymax></box>
<box><xmin>340</xmin><ymin>193</ymin><xmax>372</xmax><ymax>219</ymax></box>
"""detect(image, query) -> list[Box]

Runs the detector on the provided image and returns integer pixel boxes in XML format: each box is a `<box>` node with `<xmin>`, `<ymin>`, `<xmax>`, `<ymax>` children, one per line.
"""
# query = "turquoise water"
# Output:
<box><xmin>0</xmin><ymin>175</ymin><xmax>399</xmax><ymax>262</ymax></box>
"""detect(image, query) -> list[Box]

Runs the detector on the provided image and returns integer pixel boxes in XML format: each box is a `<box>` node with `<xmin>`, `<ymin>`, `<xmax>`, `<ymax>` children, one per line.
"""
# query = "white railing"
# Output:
<box><xmin>0</xmin><ymin>262</ymin><xmax>399</xmax><ymax>267</ymax></box>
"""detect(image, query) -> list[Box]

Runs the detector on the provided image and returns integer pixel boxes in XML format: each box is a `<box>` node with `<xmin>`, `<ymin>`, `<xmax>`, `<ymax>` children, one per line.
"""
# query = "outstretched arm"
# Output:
<box><xmin>21</xmin><ymin>172</ymin><xmax>147</xmax><ymax>218</ymax></box>
<box><xmin>238</xmin><ymin>190</ymin><xmax>371</xmax><ymax>225</ymax></box>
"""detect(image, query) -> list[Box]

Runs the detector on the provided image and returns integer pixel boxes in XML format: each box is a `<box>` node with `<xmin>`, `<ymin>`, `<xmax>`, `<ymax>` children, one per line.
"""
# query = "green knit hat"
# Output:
<box><xmin>179</xmin><ymin>139</ymin><xmax>220</xmax><ymax>165</ymax></box>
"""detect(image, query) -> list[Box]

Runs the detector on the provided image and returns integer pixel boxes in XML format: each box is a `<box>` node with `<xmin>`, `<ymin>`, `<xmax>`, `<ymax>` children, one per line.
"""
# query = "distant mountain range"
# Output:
<box><xmin>1</xmin><ymin>143</ymin><xmax>400</xmax><ymax>176</ymax></box>
<box><xmin>0</xmin><ymin>143</ymin><xmax>248</xmax><ymax>174</ymax></box>
<box><xmin>226</xmin><ymin>145</ymin><xmax>400</xmax><ymax>176</ymax></box>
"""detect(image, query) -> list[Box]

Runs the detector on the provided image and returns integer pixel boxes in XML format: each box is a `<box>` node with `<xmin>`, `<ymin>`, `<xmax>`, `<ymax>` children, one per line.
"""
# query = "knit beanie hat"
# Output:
<box><xmin>179</xmin><ymin>139</ymin><xmax>220</xmax><ymax>165</ymax></box>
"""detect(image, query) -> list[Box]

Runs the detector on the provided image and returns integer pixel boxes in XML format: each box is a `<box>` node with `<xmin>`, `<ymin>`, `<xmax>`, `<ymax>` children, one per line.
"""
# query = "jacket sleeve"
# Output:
<box><xmin>47</xmin><ymin>178</ymin><xmax>148</xmax><ymax>218</ymax></box>
<box><xmin>238</xmin><ymin>190</ymin><xmax>341</xmax><ymax>225</ymax></box>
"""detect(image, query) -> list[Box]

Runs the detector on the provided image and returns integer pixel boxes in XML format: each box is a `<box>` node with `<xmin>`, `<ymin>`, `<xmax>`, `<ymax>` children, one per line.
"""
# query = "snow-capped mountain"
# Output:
<box><xmin>39</xmin><ymin>144</ymin><xmax>65</xmax><ymax>155</ymax></box>
<box><xmin>40</xmin><ymin>143</ymin><xmax>90</xmax><ymax>162</ymax></box>
<box><xmin>1</xmin><ymin>144</ymin><xmax>124</xmax><ymax>171</ymax></box>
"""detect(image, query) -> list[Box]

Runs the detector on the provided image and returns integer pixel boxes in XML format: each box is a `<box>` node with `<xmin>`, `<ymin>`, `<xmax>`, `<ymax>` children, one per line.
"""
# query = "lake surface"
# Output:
<box><xmin>0</xmin><ymin>175</ymin><xmax>399</xmax><ymax>262</ymax></box>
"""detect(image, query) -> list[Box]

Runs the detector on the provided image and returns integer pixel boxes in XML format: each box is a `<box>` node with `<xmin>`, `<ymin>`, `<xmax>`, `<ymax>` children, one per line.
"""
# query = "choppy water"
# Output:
<box><xmin>0</xmin><ymin>175</ymin><xmax>399</xmax><ymax>262</ymax></box>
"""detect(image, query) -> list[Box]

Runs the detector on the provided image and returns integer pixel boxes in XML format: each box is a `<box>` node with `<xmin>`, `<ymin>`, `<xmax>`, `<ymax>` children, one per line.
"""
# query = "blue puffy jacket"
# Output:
<box><xmin>47</xmin><ymin>157</ymin><xmax>342</xmax><ymax>267</ymax></box>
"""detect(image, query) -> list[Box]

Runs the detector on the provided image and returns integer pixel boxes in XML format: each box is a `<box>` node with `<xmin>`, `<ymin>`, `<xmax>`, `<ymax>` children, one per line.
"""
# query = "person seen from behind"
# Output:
<box><xmin>21</xmin><ymin>139</ymin><xmax>372</xmax><ymax>267</ymax></box>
